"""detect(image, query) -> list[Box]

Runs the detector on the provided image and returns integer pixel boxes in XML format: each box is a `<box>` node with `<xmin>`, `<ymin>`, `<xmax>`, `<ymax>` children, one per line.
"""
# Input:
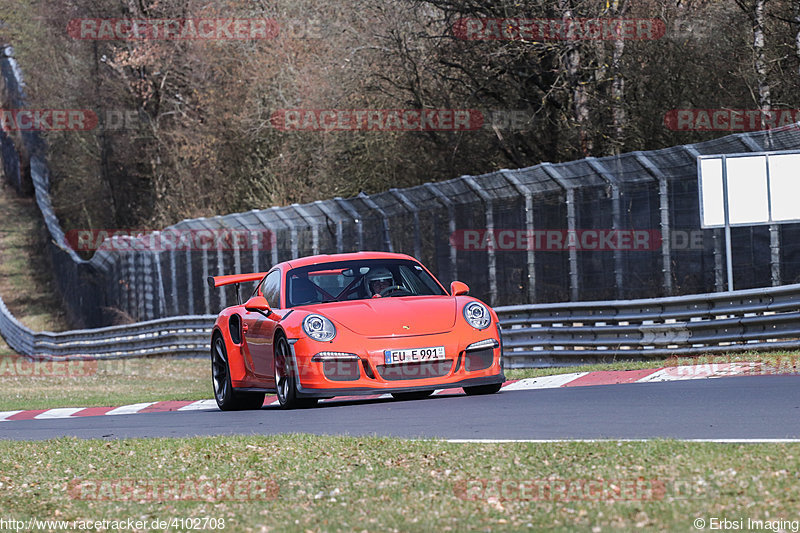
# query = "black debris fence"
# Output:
<box><xmin>3</xmin><ymin>47</ymin><xmax>800</xmax><ymax>327</ymax></box>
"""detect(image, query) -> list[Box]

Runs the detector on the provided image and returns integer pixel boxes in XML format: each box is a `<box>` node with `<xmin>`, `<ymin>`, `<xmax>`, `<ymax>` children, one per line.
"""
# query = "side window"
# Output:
<box><xmin>261</xmin><ymin>270</ymin><xmax>281</xmax><ymax>308</ymax></box>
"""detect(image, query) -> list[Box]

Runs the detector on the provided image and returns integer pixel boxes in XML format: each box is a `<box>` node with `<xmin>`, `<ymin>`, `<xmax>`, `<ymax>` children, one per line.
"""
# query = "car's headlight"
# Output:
<box><xmin>302</xmin><ymin>314</ymin><xmax>336</xmax><ymax>341</ymax></box>
<box><xmin>463</xmin><ymin>301</ymin><xmax>491</xmax><ymax>330</ymax></box>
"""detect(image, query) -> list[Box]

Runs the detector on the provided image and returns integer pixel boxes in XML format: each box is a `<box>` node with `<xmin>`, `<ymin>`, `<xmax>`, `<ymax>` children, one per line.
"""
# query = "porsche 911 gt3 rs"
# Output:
<box><xmin>208</xmin><ymin>252</ymin><xmax>504</xmax><ymax>410</ymax></box>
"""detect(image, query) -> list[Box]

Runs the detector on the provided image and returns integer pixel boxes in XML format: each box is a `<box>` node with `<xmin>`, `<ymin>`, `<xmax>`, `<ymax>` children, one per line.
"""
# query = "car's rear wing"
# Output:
<box><xmin>207</xmin><ymin>272</ymin><xmax>268</xmax><ymax>304</ymax></box>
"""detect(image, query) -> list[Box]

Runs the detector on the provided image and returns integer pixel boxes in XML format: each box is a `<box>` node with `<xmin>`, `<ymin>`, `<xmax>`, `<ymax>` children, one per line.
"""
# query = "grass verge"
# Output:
<box><xmin>0</xmin><ymin>356</ymin><xmax>210</xmax><ymax>411</ymax></box>
<box><xmin>0</xmin><ymin>181</ymin><xmax>70</xmax><ymax>333</ymax></box>
<box><xmin>0</xmin><ymin>436</ymin><xmax>797</xmax><ymax>532</ymax></box>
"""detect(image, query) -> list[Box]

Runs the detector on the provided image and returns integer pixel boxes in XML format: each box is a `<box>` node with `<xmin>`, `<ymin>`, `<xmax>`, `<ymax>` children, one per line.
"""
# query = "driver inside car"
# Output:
<box><xmin>365</xmin><ymin>267</ymin><xmax>395</xmax><ymax>297</ymax></box>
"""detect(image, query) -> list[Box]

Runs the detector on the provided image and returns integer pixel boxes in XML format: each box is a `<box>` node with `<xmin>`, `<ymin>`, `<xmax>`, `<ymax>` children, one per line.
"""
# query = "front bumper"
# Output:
<box><xmin>295</xmin><ymin>374</ymin><xmax>505</xmax><ymax>398</ymax></box>
<box><xmin>287</xmin><ymin>328</ymin><xmax>504</xmax><ymax>397</ymax></box>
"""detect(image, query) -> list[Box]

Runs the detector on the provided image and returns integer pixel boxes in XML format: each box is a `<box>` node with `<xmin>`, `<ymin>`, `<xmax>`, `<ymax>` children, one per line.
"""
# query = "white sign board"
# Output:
<box><xmin>698</xmin><ymin>151</ymin><xmax>800</xmax><ymax>228</ymax></box>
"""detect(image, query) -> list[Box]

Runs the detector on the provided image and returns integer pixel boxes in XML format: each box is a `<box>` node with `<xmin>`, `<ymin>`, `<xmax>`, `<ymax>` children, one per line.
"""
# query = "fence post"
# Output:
<box><xmin>315</xmin><ymin>200</ymin><xmax>344</xmax><ymax>253</ymax></box>
<box><xmin>424</xmin><ymin>182</ymin><xmax>458</xmax><ymax>283</ymax></box>
<box><xmin>463</xmin><ymin>176</ymin><xmax>498</xmax><ymax>306</ymax></box>
<box><xmin>251</xmin><ymin>210</ymin><xmax>279</xmax><ymax>267</ymax></box>
<box><xmin>186</xmin><ymin>247</ymin><xmax>195</xmax><ymax>316</ymax></box>
<box><xmin>292</xmin><ymin>203</ymin><xmax>320</xmax><ymax>255</ymax></box>
<box><xmin>202</xmin><ymin>247</ymin><xmax>210</xmax><ymax>314</ymax></box>
<box><xmin>154</xmin><ymin>249</ymin><xmax>167</xmax><ymax>318</ymax></box>
<box><xmin>215</xmin><ymin>227</ymin><xmax>227</xmax><ymax>310</ymax></box>
<box><xmin>542</xmin><ymin>163</ymin><xmax>579</xmax><ymax>301</ymax></box>
<box><xmin>390</xmin><ymin>188</ymin><xmax>422</xmax><ymax>259</ymax></box>
<box><xmin>270</xmin><ymin>206</ymin><xmax>298</xmax><ymax>259</ymax></box>
<box><xmin>586</xmin><ymin>157</ymin><xmax>624</xmax><ymax>298</ymax></box>
<box><xmin>358</xmin><ymin>192</ymin><xmax>393</xmax><ymax>252</ymax></box>
<box><xmin>635</xmin><ymin>152</ymin><xmax>673</xmax><ymax>295</ymax></box>
<box><xmin>336</xmin><ymin>197</ymin><xmax>364</xmax><ymax>251</ymax></box>
<box><xmin>500</xmin><ymin>170</ymin><xmax>536</xmax><ymax>303</ymax></box>
<box><xmin>170</xmin><ymin>248</ymin><xmax>179</xmax><ymax>316</ymax></box>
<box><xmin>738</xmin><ymin>134</ymin><xmax>781</xmax><ymax>286</ymax></box>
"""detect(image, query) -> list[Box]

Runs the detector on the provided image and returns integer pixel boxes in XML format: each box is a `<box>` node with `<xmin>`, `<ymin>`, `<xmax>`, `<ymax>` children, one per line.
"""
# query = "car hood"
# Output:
<box><xmin>318</xmin><ymin>296</ymin><xmax>457</xmax><ymax>337</ymax></box>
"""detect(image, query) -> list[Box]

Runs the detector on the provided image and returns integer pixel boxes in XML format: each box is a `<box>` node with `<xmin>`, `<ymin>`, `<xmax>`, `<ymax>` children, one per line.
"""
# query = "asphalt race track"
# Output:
<box><xmin>2</xmin><ymin>375</ymin><xmax>799</xmax><ymax>441</ymax></box>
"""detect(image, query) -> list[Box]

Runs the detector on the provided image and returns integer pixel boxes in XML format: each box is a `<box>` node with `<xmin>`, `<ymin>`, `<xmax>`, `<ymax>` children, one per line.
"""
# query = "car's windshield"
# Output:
<box><xmin>285</xmin><ymin>259</ymin><xmax>447</xmax><ymax>308</ymax></box>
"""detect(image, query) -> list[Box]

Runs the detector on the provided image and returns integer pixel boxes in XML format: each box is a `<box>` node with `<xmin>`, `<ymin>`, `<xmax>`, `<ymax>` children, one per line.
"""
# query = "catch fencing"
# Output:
<box><xmin>3</xmin><ymin>48</ymin><xmax>800</xmax><ymax>329</ymax></box>
<box><xmin>2</xmin><ymin>282</ymin><xmax>800</xmax><ymax>366</ymax></box>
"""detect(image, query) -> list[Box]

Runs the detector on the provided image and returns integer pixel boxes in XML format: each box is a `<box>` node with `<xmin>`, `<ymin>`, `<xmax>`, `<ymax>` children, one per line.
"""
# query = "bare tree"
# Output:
<box><xmin>737</xmin><ymin>0</ymin><xmax>772</xmax><ymax>126</ymax></box>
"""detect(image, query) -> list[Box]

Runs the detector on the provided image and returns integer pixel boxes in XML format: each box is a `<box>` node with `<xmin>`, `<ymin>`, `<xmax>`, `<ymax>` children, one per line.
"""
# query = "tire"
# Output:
<box><xmin>274</xmin><ymin>335</ymin><xmax>318</xmax><ymax>409</ymax></box>
<box><xmin>212</xmin><ymin>335</ymin><xmax>265</xmax><ymax>411</ymax></box>
<box><xmin>463</xmin><ymin>382</ymin><xmax>503</xmax><ymax>396</ymax></box>
<box><xmin>391</xmin><ymin>390</ymin><xmax>434</xmax><ymax>401</ymax></box>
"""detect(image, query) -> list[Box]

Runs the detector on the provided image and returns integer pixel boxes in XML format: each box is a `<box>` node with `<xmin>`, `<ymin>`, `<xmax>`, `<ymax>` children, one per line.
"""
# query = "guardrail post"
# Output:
<box><xmin>500</xmin><ymin>169</ymin><xmax>536</xmax><ymax>303</ymax></box>
<box><xmin>463</xmin><ymin>176</ymin><xmax>498</xmax><ymax>306</ymax></box>
<box><xmin>542</xmin><ymin>163</ymin><xmax>579</xmax><ymax>301</ymax></box>
<box><xmin>336</xmin><ymin>197</ymin><xmax>364</xmax><ymax>251</ymax></box>
<box><xmin>424</xmin><ymin>183</ymin><xmax>457</xmax><ymax>282</ymax></box>
<box><xmin>390</xmin><ymin>188</ymin><xmax>422</xmax><ymax>259</ymax></box>
<box><xmin>635</xmin><ymin>152</ymin><xmax>673</xmax><ymax>295</ymax></box>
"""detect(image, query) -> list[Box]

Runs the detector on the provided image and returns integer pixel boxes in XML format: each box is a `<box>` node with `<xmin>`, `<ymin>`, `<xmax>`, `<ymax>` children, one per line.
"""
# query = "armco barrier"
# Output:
<box><xmin>495</xmin><ymin>283</ymin><xmax>800</xmax><ymax>367</ymax></box>
<box><xmin>0</xmin><ymin>293</ymin><xmax>214</xmax><ymax>359</ymax></box>
<box><xmin>1</xmin><ymin>282</ymin><xmax>799</xmax><ymax>365</ymax></box>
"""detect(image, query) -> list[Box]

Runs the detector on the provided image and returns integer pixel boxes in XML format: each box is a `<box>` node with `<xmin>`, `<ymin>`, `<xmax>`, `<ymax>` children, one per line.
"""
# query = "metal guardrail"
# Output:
<box><xmin>495</xmin><ymin>283</ymin><xmax>800</xmax><ymax>367</ymax></box>
<box><xmin>0</xmin><ymin>292</ymin><xmax>214</xmax><ymax>359</ymax></box>
<box><xmin>1</xmin><ymin>282</ymin><xmax>799</xmax><ymax>365</ymax></box>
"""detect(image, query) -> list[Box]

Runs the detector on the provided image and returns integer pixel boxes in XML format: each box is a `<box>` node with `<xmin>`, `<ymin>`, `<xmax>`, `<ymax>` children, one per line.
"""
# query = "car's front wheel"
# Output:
<box><xmin>212</xmin><ymin>336</ymin><xmax>265</xmax><ymax>411</ymax></box>
<box><xmin>274</xmin><ymin>336</ymin><xmax>318</xmax><ymax>409</ymax></box>
<box><xmin>463</xmin><ymin>383</ymin><xmax>503</xmax><ymax>396</ymax></box>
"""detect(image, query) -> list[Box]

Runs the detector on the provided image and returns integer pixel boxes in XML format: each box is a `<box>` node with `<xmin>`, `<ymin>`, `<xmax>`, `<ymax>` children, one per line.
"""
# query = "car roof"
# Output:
<box><xmin>281</xmin><ymin>251</ymin><xmax>418</xmax><ymax>270</ymax></box>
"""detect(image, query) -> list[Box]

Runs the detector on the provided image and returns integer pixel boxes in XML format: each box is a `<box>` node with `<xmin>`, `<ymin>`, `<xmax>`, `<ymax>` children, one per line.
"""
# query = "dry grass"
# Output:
<box><xmin>0</xmin><ymin>437</ymin><xmax>798</xmax><ymax>532</ymax></box>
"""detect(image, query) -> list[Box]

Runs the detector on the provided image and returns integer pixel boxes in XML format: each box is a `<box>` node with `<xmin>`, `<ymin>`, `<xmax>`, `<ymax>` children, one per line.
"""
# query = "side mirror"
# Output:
<box><xmin>244</xmin><ymin>295</ymin><xmax>271</xmax><ymax>314</ymax></box>
<box><xmin>450</xmin><ymin>281</ymin><xmax>470</xmax><ymax>296</ymax></box>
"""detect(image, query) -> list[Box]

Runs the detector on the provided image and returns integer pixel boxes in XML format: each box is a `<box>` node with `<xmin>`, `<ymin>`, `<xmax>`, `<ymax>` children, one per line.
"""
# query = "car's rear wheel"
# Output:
<box><xmin>391</xmin><ymin>390</ymin><xmax>434</xmax><ymax>401</ymax></box>
<box><xmin>463</xmin><ymin>383</ymin><xmax>503</xmax><ymax>395</ymax></box>
<box><xmin>212</xmin><ymin>335</ymin><xmax>265</xmax><ymax>411</ymax></box>
<box><xmin>274</xmin><ymin>335</ymin><xmax>318</xmax><ymax>409</ymax></box>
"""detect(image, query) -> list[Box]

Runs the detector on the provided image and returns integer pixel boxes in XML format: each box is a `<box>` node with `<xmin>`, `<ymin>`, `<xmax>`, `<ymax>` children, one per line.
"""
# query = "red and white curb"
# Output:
<box><xmin>0</xmin><ymin>362</ymin><xmax>774</xmax><ymax>422</ymax></box>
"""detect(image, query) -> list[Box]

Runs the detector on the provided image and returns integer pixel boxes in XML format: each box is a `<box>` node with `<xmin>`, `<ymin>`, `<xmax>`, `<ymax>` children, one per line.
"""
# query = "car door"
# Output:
<box><xmin>242</xmin><ymin>269</ymin><xmax>281</xmax><ymax>386</ymax></box>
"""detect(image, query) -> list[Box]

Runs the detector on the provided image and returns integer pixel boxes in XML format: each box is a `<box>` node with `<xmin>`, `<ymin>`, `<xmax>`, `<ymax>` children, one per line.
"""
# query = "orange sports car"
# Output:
<box><xmin>208</xmin><ymin>251</ymin><xmax>504</xmax><ymax>410</ymax></box>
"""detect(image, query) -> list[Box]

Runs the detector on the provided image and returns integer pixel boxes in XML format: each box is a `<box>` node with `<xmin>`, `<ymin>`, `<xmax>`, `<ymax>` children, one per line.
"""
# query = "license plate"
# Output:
<box><xmin>384</xmin><ymin>346</ymin><xmax>446</xmax><ymax>365</ymax></box>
